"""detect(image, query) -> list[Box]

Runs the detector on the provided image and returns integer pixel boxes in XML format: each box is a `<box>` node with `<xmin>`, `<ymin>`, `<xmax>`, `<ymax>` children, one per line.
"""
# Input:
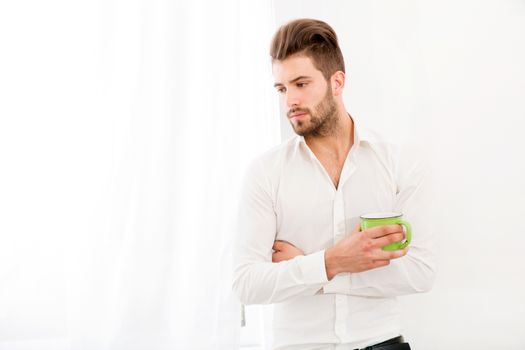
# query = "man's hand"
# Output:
<box><xmin>324</xmin><ymin>224</ymin><xmax>408</xmax><ymax>280</ymax></box>
<box><xmin>272</xmin><ymin>240</ymin><xmax>305</xmax><ymax>263</ymax></box>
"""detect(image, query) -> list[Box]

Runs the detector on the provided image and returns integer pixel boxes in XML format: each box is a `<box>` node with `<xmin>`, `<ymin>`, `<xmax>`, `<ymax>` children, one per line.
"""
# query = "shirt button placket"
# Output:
<box><xmin>333</xmin><ymin>191</ymin><xmax>348</xmax><ymax>342</ymax></box>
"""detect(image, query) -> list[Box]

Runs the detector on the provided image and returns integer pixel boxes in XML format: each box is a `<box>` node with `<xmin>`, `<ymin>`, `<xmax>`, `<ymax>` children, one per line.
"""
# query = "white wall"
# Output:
<box><xmin>271</xmin><ymin>0</ymin><xmax>525</xmax><ymax>349</ymax></box>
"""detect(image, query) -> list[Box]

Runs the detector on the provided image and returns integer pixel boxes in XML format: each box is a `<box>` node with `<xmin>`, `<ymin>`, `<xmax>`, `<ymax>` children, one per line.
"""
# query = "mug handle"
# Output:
<box><xmin>396</xmin><ymin>219</ymin><xmax>412</xmax><ymax>248</ymax></box>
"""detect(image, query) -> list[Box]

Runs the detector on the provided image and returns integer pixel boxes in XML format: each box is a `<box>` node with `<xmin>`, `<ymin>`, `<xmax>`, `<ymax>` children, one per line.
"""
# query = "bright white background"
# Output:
<box><xmin>0</xmin><ymin>0</ymin><xmax>524</xmax><ymax>349</ymax></box>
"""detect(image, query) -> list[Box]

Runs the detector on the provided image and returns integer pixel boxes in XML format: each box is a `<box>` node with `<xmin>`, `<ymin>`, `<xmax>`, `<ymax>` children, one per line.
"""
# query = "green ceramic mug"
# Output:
<box><xmin>360</xmin><ymin>212</ymin><xmax>412</xmax><ymax>251</ymax></box>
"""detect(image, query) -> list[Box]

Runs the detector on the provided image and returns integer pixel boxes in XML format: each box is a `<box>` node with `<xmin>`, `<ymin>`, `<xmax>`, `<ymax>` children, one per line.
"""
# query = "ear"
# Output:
<box><xmin>330</xmin><ymin>71</ymin><xmax>345</xmax><ymax>97</ymax></box>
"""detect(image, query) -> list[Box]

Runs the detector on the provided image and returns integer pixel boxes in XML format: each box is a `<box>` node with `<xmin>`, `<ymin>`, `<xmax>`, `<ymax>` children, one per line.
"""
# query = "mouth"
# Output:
<box><xmin>289</xmin><ymin>112</ymin><xmax>308</xmax><ymax>121</ymax></box>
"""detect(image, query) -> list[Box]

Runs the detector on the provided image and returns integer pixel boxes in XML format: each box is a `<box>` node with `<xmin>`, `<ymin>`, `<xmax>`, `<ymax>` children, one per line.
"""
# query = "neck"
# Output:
<box><xmin>305</xmin><ymin>109</ymin><xmax>354</xmax><ymax>160</ymax></box>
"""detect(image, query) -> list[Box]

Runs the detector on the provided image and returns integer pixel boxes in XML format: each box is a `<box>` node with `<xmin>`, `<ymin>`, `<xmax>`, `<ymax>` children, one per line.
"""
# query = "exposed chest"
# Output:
<box><xmin>316</xmin><ymin>154</ymin><xmax>345</xmax><ymax>189</ymax></box>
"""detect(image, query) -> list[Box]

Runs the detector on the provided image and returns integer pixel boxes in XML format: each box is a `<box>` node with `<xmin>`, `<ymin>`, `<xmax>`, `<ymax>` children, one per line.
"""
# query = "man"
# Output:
<box><xmin>232</xmin><ymin>18</ymin><xmax>436</xmax><ymax>350</ymax></box>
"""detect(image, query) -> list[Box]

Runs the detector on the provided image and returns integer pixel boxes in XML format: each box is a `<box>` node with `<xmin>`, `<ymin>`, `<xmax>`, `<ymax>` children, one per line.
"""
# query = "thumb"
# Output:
<box><xmin>273</xmin><ymin>240</ymin><xmax>284</xmax><ymax>250</ymax></box>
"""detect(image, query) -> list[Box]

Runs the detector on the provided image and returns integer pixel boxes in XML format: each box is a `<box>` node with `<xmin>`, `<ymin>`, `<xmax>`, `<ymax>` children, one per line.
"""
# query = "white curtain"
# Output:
<box><xmin>0</xmin><ymin>0</ymin><xmax>279</xmax><ymax>349</ymax></box>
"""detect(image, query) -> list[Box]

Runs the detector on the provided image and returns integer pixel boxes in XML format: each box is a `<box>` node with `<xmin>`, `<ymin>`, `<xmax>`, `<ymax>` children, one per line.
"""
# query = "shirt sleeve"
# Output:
<box><xmin>323</xmin><ymin>141</ymin><xmax>437</xmax><ymax>297</ymax></box>
<box><xmin>232</xmin><ymin>158</ymin><xmax>329</xmax><ymax>305</ymax></box>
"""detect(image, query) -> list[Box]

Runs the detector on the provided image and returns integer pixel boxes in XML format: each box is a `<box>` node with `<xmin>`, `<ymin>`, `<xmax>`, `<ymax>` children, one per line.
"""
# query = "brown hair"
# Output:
<box><xmin>270</xmin><ymin>18</ymin><xmax>345</xmax><ymax>80</ymax></box>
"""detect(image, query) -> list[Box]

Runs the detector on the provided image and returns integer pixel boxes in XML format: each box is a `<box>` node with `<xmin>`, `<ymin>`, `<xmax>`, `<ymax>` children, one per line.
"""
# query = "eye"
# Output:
<box><xmin>297</xmin><ymin>82</ymin><xmax>307</xmax><ymax>88</ymax></box>
<box><xmin>276</xmin><ymin>87</ymin><xmax>286</xmax><ymax>94</ymax></box>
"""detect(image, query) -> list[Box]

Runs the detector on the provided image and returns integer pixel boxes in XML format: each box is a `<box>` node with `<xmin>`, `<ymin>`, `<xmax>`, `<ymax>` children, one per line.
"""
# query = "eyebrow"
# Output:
<box><xmin>273</xmin><ymin>75</ymin><xmax>312</xmax><ymax>87</ymax></box>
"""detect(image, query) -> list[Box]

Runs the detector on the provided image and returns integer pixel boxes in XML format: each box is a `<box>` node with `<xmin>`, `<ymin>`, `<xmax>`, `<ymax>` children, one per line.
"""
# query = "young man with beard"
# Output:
<box><xmin>232</xmin><ymin>18</ymin><xmax>435</xmax><ymax>350</ymax></box>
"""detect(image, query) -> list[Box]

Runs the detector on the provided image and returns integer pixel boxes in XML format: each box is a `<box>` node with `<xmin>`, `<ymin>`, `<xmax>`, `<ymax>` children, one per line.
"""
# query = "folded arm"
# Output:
<box><xmin>231</xmin><ymin>160</ymin><xmax>329</xmax><ymax>305</ymax></box>
<box><xmin>273</xmin><ymin>146</ymin><xmax>437</xmax><ymax>298</ymax></box>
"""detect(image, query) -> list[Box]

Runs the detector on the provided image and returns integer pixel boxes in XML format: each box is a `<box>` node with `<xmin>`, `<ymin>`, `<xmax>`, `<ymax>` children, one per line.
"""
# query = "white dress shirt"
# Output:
<box><xmin>232</xmin><ymin>121</ymin><xmax>436</xmax><ymax>350</ymax></box>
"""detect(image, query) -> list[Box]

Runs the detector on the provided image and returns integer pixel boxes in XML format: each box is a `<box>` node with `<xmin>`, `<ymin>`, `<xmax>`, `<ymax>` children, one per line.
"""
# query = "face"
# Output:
<box><xmin>273</xmin><ymin>55</ymin><xmax>338</xmax><ymax>137</ymax></box>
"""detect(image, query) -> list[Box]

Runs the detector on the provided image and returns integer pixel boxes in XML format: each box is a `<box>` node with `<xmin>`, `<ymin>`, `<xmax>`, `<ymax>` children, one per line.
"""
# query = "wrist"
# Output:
<box><xmin>324</xmin><ymin>247</ymin><xmax>339</xmax><ymax>281</ymax></box>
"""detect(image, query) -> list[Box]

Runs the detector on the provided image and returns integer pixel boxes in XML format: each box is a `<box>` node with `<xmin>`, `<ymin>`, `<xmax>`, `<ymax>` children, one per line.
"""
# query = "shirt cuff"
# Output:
<box><xmin>322</xmin><ymin>272</ymin><xmax>351</xmax><ymax>294</ymax></box>
<box><xmin>296</xmin><ymin>249</ymin><xmax>329</xmax><ymax>284</ymax></box>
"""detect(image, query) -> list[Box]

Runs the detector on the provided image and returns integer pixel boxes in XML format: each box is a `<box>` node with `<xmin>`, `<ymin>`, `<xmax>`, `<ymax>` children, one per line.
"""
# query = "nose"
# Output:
<box><xmin>284</xmin><ymin>89</ymin><xmax>300</xmax><ymax>109</ymax></box>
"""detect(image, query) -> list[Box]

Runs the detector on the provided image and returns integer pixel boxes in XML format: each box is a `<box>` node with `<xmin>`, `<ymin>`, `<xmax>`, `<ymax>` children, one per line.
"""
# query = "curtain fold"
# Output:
<box><xmin>0</xmin><ymin>0</ymin><xmax>278</xmax><ymax>349</ymax></box>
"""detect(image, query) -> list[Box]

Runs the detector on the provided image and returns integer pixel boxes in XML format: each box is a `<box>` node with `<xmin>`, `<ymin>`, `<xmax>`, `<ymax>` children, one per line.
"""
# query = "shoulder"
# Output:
<box><xmin>244</xmin><ymin>136</ymin><xmax>298</xmax><ymax>174</ymax></box>
<box><xmin>360</xmin><ymin>126</ymin><xmax>429</xmax><ymax>181</ymax></box>
<box><xmin>240</xmin><ymin>136</ymin><xmax>298</xmax><ymax>191</ymax></box>
<box><xmin>359</xmin><ymin>127</ymin><xmax>396</xmax><ymax>155</ymax></box>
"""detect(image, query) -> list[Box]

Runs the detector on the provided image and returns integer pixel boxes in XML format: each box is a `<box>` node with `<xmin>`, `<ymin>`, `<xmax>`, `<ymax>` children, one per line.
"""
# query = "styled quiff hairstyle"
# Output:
<box><xmin>270</xmin><ymin>18</ymin><xmax>345</xmax><ymax>80</ymax></box>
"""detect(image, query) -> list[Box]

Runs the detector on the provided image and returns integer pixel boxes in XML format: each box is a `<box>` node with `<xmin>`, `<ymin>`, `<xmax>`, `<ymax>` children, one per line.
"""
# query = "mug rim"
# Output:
<box><xmin>360</xmin><ymin>212</ymin><xmax>403</xmax><ymax>219</ymax></box>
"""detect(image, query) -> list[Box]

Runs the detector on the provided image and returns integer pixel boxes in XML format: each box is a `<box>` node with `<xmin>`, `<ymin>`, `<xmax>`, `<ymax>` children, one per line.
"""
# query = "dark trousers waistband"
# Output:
<box><xmin>355</xmin><ymin>336</ymin><xmax>411</xmax><ymax>350</ymax></box>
